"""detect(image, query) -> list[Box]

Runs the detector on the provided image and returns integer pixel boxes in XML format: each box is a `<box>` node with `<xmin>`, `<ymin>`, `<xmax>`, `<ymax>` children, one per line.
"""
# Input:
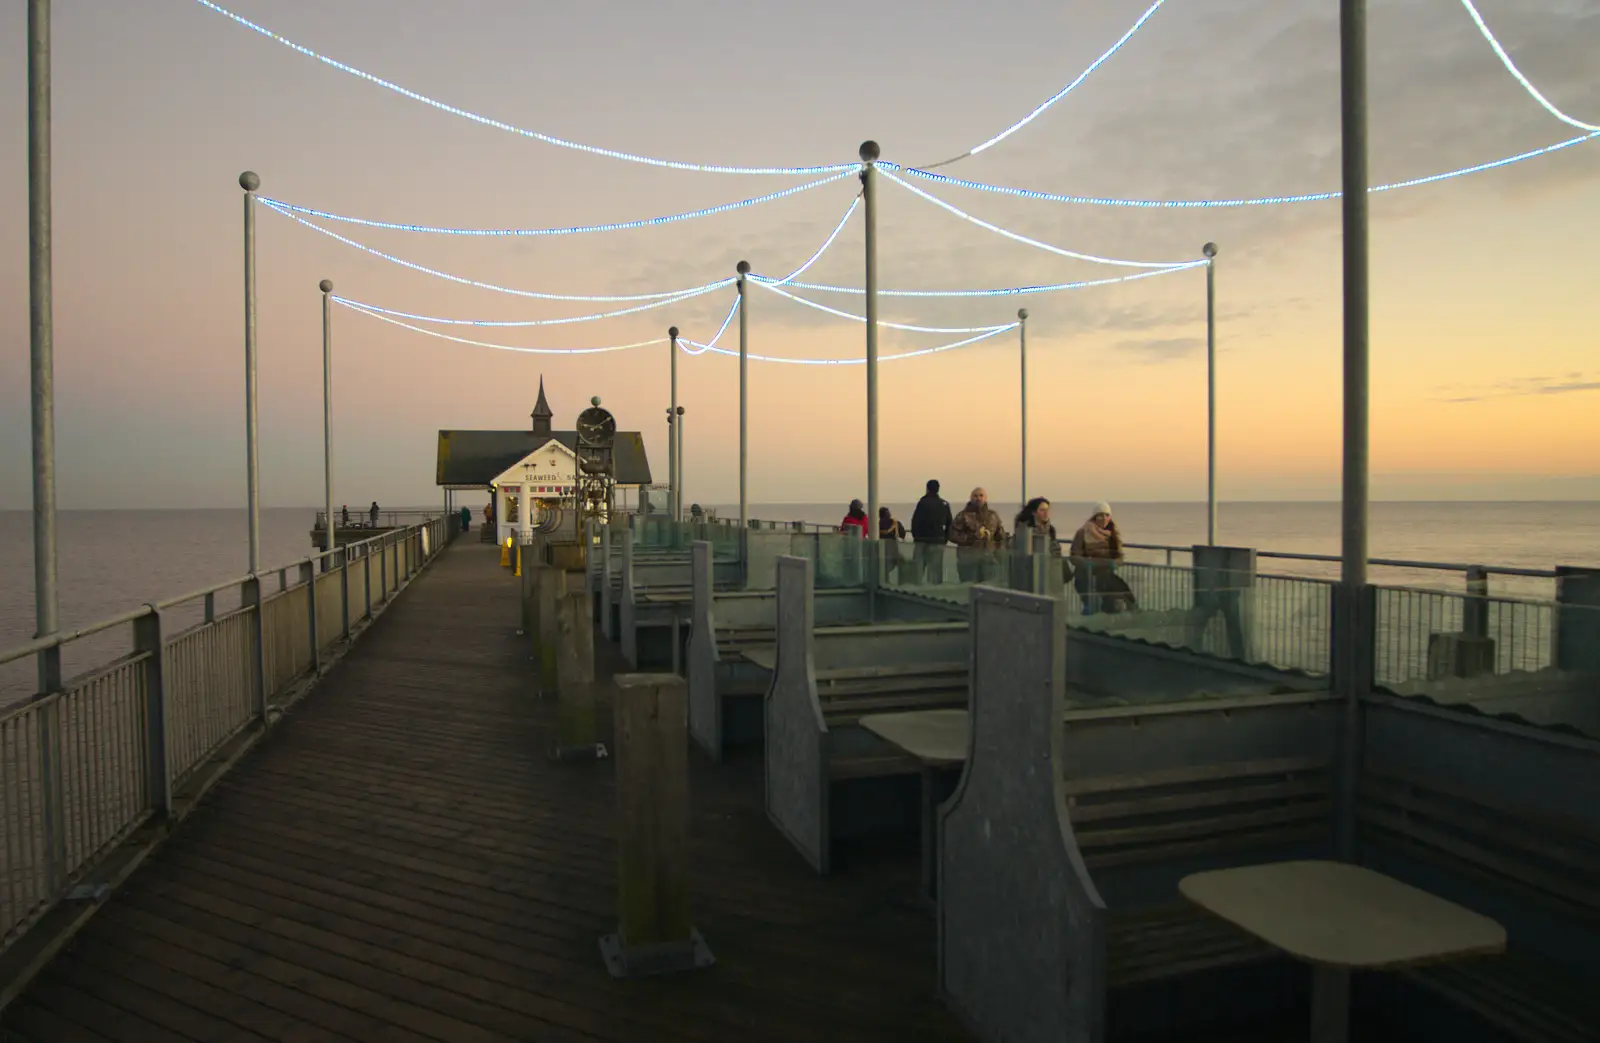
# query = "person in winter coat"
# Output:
<box><xmin>1069</xmin><ymin>502</ymin><xmax>1136</xmax><ymax>614</ymax></box>
<box><xmin>840</xmin><ymin>499</ymin><xmax>870</xmax><ymax>538</ymax></box>
<box><xmin>1014</xmin><ymin>497</ymin><xmax>1062</xmax><ymax>555</ymax></box>
<box><xmin>947</xmin><ymin>487</ymin><xmax>1008</xmax><ymax>583</ymax></box>
<box><xmin>878</xmin><ymin>506</ymin><xmax>907</xmax><ymax>581</ymax></box>
<box><xmin>909</xmin><ymin>479</ymin><xmax>953</xmax><ymax>585</ymax></box>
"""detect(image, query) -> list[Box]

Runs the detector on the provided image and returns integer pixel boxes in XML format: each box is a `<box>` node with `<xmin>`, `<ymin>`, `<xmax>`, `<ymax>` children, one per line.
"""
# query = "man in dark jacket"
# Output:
<box><xmin>909</xmin><ymin>479</ymin><xmax>953</xmax><ymax>585</ymax></box>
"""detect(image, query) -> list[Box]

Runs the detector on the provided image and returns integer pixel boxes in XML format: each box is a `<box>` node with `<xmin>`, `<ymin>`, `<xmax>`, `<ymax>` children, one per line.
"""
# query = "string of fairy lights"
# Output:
<box><xmin>195</xmin><ymin>0</ymin><xmax>1596</xmax><ymax>363</ymax></box>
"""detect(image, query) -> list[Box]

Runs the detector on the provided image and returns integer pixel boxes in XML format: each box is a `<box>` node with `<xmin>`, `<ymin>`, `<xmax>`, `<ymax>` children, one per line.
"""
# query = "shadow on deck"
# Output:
<box><xmin>1</xmin><ymin>540</ymin><xmax>970</xmax><ymax>1043</ymax></box>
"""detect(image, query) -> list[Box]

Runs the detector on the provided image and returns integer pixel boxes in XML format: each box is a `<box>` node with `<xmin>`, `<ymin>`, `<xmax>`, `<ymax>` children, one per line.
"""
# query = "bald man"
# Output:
<box><xmin>947</xmin><ymin>486</ymin><xmax>1008</xmax><ymax>583</ymax></box>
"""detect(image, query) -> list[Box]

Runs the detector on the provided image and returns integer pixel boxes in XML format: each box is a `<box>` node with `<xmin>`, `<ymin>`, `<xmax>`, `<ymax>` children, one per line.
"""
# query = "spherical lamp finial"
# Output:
<box><xmin>590</xmin><ymin>395</ymin><xmax>602</xmax><ymax>407</ymax></box>
<box><xmin>1202</xmin><ymin>242</ymin><xmax>1218</xmax><ymax>258</ymax></box>
<box><xmin>675</xmin><ymin>406</ymin><xmax>685</xmax><ymax>416</ymax></box>
<box><xmin>668</xmin><ymin>325</ymin><xmax>679</xmax><ymax>339</ymax></box>
<box><xmin>239</xmin><ymin>171</ymin><xmax>261</xmax><ymax>191</ymax></box>
<box><xmin>858</xmin><ymin>140</ymin><xmax>881</xmax><ymax>163</ymax></box>
<box><xmin>736</xmin><ymin>260</ymin><xmax>751</xmax><ymax>276</ymax></box>
<box><xmin>319</xmin><ymin>279</ymin><xmax>334</xmax><ymax>293</ymax></box>
<box><xmin>1017</xmin><ymin>308</ymin><xmax>1029</xmax><ymax>321</ymax></box>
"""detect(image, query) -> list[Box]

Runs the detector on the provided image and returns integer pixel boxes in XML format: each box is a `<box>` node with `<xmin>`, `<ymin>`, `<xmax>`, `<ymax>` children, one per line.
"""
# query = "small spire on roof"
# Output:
<box><xmin>531</xmin><ymin>377</ymin><xmax>553</xmax><ymax>435</ymax></box>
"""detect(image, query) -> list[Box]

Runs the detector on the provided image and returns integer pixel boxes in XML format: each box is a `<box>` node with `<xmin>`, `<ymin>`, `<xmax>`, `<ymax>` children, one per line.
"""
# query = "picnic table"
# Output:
<box><xmin>1180</xmin><ymin>859</ymin><xmax>1507</xmax><ymax>1043</ymax></box>
<box><xmin>858</xmin><ymin>709</ymin><xmax>970</xmax><ymax>899</ymax></box>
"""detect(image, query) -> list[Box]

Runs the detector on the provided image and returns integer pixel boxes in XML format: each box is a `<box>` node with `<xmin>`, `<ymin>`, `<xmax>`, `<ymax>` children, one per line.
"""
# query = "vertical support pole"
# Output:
<box><xmin>1203</xmin><ymin>242</ymin><xmax>1219</xmax><ymax>547</ymax></box>
<box><xmin>28</xmin><ymin>0</ymin><xmax>60</xmax><ymax>701</ymax></box>
<box><xmin>339</xmin><ymin>547</ymin><xmax>350</xmax><ymax>640</ymax></box>
<box><xmin>135</xmin><ymin>607</ymin><xmax>172</xmax><ymax>818</ymax></box>
<box><xmin>242</xmin><ymin>576</ymin><xmax>267</xmax><ymax>722</ymax></box>
<box><xmin>601</xmin><ymin>673</ymin><xmax>713</xmax><ymax>977</ymax></box>
<box><xmin>668</xmin><ymin>326</ymin><xmax>679</xmax><ymax>521</ymax></box>
<box><xmin>552</xmin><ymin>589</ymin><xmax>602</xmax><ymax>759</ymax></box>
<box><xmin>675</xmin><ymin>407</ymin><xmax>686</xmax><ymax>522</ymax></box>
<box><xmin>1462</xmin><ymin>565</ymin><xmax>1489</xmax><ymax>641</ymax></box>
<box><xmin>1017</xmin><ymin>308</ymin><xmax>1029</xmax><ymax>507</ymax></box>
<box><xmin>1334</xmin><ymin>0</ymin><xmax>1370</xmax><ymax>866</ymax></box>
<box><xmin>300</xmin><ymin>561</ymin><xmax>319</xmax><ymax>674</ymax></box>
<box><xmin>860</xmin><ymin>141</ymin><xmax>881</xmax><ymax>562</ymax></box>
<box><xmin>538</xmin><ymin>566</ymin><xmax>567</xmax><ymax>695</ymax></box>
<box><xmin>240</xmin><ymin>171</ymin><xmax>262</xmax><ymax>574</ymax></box>
<box><xmin>203</xmin><ymin>591</ymin><xmax>215</xmax><ymax>624</ymax></box>
<box><xmin>320</xmin><ymin>279</ymin><xmax>335</xmax><ymax>561</ymax></box>
<box><xmin>363</xmin><ymin>545</ymin><xmax>372</xmax><ymax>620</ymax></box>
<box><xmin>735</xmin><ymin>263</ymin><xmax>750</xmax><ymax>532</ymax></box>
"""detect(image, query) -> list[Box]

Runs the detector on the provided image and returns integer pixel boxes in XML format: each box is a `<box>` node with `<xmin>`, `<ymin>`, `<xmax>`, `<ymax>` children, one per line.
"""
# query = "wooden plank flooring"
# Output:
<box><xmin>2</xmin><ymin>540</ymin><xmax>971</xmax><ymax>1043</ymax></box>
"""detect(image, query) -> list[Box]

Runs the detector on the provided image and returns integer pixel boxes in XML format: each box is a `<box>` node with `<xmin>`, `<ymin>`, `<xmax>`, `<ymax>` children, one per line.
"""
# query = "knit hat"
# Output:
<box><xmin>1093</xmin><ymin>502</ymin><xmax>1112</xmax><ymax>517</ymax></box>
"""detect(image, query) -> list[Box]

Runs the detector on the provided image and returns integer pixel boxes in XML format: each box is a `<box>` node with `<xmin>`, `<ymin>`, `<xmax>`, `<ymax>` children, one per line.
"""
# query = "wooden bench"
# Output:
<box><xmin>938</xmin><ymin>587</ymin><xmax>1341</xmax><ymax>1043</ymax></box>
<box><xmin>685</xmin><ymin>541</ymin><xmax>956</xmax><ymax>760</ymax></box>
<box><xmin>764</xmin><ymin>555</ymin><xmax>970</xmax><ymax>874</ymax></box>
<box><xmin>1356</xmin><ymin>698</ymin><xmax>1600</xmax><ymax>1043</ymax></box>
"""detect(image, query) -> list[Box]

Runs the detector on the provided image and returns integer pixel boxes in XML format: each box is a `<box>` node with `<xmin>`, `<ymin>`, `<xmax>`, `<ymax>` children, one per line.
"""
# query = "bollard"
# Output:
<box><xmin>500</xmin><ymin>537</ymin><xmax>511</xmax><ymax>568</ymax></box>
<box><xmin>552</xmin><ymin>589</ymin><xmax>606</xmax><ymax>761</ymax></box>
<box><xmin>514</xmin><ymin>541</ymin><xmax>522</xmax><ymax>577</ymax></box>
<box><xmin>600</xmin><ymin>673</ymin><xmax>714</xmax><ymax>978</ymax></box>
<box><xmin>537</xmin><ymin>566</ymin><xmax>567</xmax><ymax>693</ymax></box>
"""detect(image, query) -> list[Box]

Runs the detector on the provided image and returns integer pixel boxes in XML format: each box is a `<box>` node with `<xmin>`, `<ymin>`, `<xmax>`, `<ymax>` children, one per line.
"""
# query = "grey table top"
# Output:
<box><xmin>1180</xmin><ymin>860</ymin><xmax>1507</xmax><ymax>970</ymax></box>
<box><xmin>859</xmin><ymin>710</ymin><xmax>970</xmax><ymax>767</ymax></box>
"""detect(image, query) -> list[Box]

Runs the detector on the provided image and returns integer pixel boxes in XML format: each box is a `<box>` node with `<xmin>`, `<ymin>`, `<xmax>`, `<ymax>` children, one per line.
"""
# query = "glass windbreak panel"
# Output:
<box><xmin>1062</xmin><ymin>560</ymin><xmax>1333</xmax><ymax>678</ymax></box>
<box><xmin>1372</xmin><ymin>587</ymin><xmax>1594</xmax><ymax>739</ymax></box>
<box><xmin>880</xmin><ymin>543</ymin><xmax>1047</xmax><ymax>604</ymax></box>
<box><xmin>744</xmin><ymin>531</ymin><xmax>814</xmax><ymax>591</ymax></box>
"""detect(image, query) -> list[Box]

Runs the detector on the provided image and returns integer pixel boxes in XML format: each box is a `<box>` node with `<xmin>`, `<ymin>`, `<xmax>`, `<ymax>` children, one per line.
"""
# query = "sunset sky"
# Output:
<box><xmin>0</xmin><ymin>0</ymin><xmax>1595</xmax><ymax>510</ymax></box>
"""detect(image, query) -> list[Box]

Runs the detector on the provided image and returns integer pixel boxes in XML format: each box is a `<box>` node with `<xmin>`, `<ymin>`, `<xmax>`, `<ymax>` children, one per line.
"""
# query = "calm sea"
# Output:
<box><xmin>1</xmin><ymin>502</ymin><xmax>1596</xmax><ymax>706</ymax></box>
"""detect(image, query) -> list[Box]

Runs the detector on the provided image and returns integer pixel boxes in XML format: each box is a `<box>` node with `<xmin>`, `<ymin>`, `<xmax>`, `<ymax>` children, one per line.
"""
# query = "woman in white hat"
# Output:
<box><xmin>1069</xmin><ymin>503</ymin><xmax>1135</xmax><ymax>614</ymax></box>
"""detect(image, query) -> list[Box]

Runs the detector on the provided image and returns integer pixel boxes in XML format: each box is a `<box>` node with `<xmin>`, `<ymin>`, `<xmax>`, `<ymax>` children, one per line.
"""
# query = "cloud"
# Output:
<box><xmin>1112</xmin><ymin>335</ymin><xmax>1205</xmax><ymax>363</ymax></box>
<box><xmin>1437</xmin><ymin>372</ymin><xmax>1600</xmax><ymax>402</ymax></box>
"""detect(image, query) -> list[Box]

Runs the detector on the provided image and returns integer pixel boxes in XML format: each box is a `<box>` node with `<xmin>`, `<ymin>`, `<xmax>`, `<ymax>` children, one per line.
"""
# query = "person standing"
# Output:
<box><xmin>1069</xmin><ymin>502</ymin><xmax>1135</xmax><ymax>614</ymax></box>
<box><xmin>369</xmin><ymin>501</ymin><xmax>381</xmax><ymax>528</ymax></box>
<box><xmin>910</xmin><ymin>479</ymin><xmax>953</xmax><ymax>585</ymax></box>
<box><xmin>878</xmin><ymin>506</ymin><xmax>907</xmax><ymax>582</ymax></box>
<box><xmin>459</xmin><ymin>504</ymin><xmax>472</xmax><ymax>532</ymax></box>
<box><xmin>948</xmin><ymin>487</ymin><xmax>1008</xmax><ymax>583</ymax></box>
<box><xmin>839</xmin><ymin>499</ymin><xmax>870</xmax><ymax>538</ymax></box>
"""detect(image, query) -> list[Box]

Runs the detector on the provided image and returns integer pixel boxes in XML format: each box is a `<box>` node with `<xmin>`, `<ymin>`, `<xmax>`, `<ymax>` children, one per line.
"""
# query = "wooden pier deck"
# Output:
<box><xmin>1</xmin><ymin>540</ymin><xmax>971</xmax><ymax>1043</ymax></box>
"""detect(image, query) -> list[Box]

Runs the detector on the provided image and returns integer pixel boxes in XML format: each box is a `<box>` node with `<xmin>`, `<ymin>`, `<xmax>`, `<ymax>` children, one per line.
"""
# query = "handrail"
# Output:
<box><xmin>1108</xmin><ymin>541</ymin><xmax>1561</xmax><ymax>579</ymax></box>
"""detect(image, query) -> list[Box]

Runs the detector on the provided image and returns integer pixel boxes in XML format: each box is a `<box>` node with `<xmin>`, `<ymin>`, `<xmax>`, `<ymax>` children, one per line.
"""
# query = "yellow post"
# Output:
<box><xmin>513</xmin><ymin>541</ymin><xmax>522</xmax><ymax>576</ymax></box>
<box><xmin>500</xmin><ymin>536</ymin><xmax>511</xmax><ymax>568</ymax></box>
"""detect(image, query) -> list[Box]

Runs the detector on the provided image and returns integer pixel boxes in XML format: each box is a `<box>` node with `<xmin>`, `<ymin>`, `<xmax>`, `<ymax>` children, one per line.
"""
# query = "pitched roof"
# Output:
<box><xmin>436</xmin><ymin>429</ymin><xmax>652</xmax><ymax>487</ymax></box>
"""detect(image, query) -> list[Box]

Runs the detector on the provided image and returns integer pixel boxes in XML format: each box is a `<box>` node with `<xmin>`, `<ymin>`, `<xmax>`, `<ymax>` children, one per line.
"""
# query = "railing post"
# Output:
<box><xmin>300</xmin><ymin>561</ymin><xmax>318</xmax><ymax>674</ymax></box>
<box><xmin>242</xmin><ymin>575</ymin><xmax>267</xmax><ymax>722</ymax></box>
<box><xmin>33</xmin><ymin>645</ymin><xmax>64</xmax><ymax>897</ymax></box>
<box><xmin>134</xmin><ymin>606</ymin><xmax>172</xmax><ymax>818</ymax></box>
<box><xmin>601</xmin><ymin>673</ymin><xmax>713</xmax><ymax>978</ymax></box>
<box><xmin>1462</xmin><ymin>565</ymin><xmax>1489</xmax><ymax>641</ymax></box>
<box><xmin>363</xmin><ymin>545</ymin><xmax>372</xmax><ymax>620</ymax></box>
<box><xmin>1554</xmin><ymin>566</ymin><xmax>1600</xmax><ymax>673</ymax></box>
<box><xmin>203</xmin><ymin>591</ymin><xmax>215</xmax><ymax>624</ymax></box>
<box><xmin>339</xmin><ymin>547</ymin><xmax>350</xmax><ymax>641</ymax></box>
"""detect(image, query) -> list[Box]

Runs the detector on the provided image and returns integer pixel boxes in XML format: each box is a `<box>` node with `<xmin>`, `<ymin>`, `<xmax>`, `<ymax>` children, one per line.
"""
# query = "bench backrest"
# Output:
<box><xmin>1060</xmin><ymin>690</ymin><xmax>1338</xmax><ymax>907</ymax></box>
<box><xmin>1358</xmin><ymin>698</ymin><xmax>1600</xmax><ymax>980</ymax></box>
<box><xmin>938</xmin><ymin>587</ymin><xmax>1108</xmax><ymax>1043</ymax></box>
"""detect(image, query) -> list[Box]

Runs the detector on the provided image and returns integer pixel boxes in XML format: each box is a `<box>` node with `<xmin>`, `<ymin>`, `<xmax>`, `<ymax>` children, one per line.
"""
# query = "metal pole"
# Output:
<box><xmin>1335</xmin><ymin>0</ymin><xmax>1370</xmax><ymax>869</ymax></box>
<box><xmin>736</xmin><ymin>262</ymin><xmax>750</xmax><ymax>531</ymax></box>
<box><xmin>668</xmin><ymin>325</ymin><xmax>679</xmax><ymax>520</ymax></box>
<box><xmin>861</xmin><ymin>141</ymin><xmax>881</xmax><ymax>542</ymax></box>
<box><xmin>241</xmin><ymin>171</ymin><xmax>262</xmax><ymax>574</ymax></box>
<box><xmin>320</xmin><ymin>279</ymin><xmax>335</xmax><ymax>566</ymax></box>
<box><xmin>1203</xmin><ymin>242</ymin><xmax>1218</xmax><ymax>546</ymax></box>
<box><xmin>28</xmin><ymin>0</ymin><xmax>60</xmax><ymax>694</ymax></box>
<box><xmin>676</xmin><ymin>407</ymin><xmax>687</xmax><ymax>514</ymax></box>
<box><xmin>1018</xmin><ymin>309</ymin><xmax>1029</xmax><ymax>507</ymax></box>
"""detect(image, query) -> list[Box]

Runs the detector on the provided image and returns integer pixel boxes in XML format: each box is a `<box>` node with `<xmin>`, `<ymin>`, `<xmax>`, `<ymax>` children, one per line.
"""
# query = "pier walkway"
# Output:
<box><xmin>1</xmin><ymin>541</ymin><xmax>970</xmax><ymax>1043</ymax></box>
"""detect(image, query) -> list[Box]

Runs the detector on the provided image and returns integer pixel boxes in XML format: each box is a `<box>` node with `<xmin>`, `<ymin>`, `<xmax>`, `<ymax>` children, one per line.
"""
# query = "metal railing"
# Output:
<box><xmin>0</xmin><ymin>513</ymin><xmax>458</xmax><ymax>960</ymax></box>
<box><xmin>313</xmin><ymin>508</ymin><xmax>443</xmax><ymax>531</ymax></box>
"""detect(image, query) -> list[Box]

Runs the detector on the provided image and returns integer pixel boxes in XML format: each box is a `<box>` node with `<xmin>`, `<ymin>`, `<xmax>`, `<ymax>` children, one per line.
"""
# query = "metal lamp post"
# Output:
<box><xmin>28</xmin><ymin>0</ymin><xmax>60</xmax><ymax>693</ymax></box>
<box><xmin>736</xmin><ymin>263</ymin><xmax>750</xmax><ymax>531</ymax></box>
<box><xmin>675</xmin><ymin>406</ymin><xmax>687</xmax><ymax>514</ymax></box>
<box><xmin>241</xmin><ymin>170</ymin><xmax>262</xmax><ymax>574</ymax></box>
<box><xmin>668</xmin><ymin>325</ymin><xmax>679</xmax><ymax>520</ymax></box>
<box><xmin>860</xmin><ymin>141</ymin><xmax>881</xmax><ymax>541</ymax></box>
<box><xmin>320</xmin><ymin>279</ymin><xmax>335</xmax><ymax>565</ymax></box>
<box><xmin>1203</xmin><ymin>242</ymin><xmax>1218</xmax><ymax>546</ymax></box>
<box><xmin>1018</xmin><ymin>308</ymin><xmax>1029</xmax><ymax>508</ymax></box>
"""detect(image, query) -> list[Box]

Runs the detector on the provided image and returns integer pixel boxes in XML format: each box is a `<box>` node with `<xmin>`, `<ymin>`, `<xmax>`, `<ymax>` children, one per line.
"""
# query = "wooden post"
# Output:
<box><xmin>600</xmin><ymin>673</ymin><xmax>713</xmax><ymax>977</ymax></box>
<box><xmin>552</xmin><ymin>589</ymin><xmax>604</xmax><ymax>760</ymax></box>
<box><xmin>537</xmin><ymin>566</ymin><xmax>567</xmax><ymax>693</ymax></box>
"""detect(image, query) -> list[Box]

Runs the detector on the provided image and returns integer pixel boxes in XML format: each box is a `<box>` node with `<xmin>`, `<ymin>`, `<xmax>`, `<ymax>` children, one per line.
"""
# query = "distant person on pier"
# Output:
<box><xmin>340</xmin><ymin>505</ymin><xmax>350</xmax><ymax>528</ymax></box>
<box><xmin>910</xmin><ymin>479</ymin><xmax>954</xmax><ymax>585</ymax></box>
<box><xmin>1015</xmin><ymin>497</ymin><xmax>1066</xmax><ymax>590</ymax></box>
<box><xmin>1069</xmin><ymin>502</ymin><xmax>1136</xmax><ymax>614</ymax></box>
<box><xmin>840</xmin><ymin>500</ymin><xmax>870</xmax><ymax>539</ymax></box>
<box><xmin>878</xmin><ymin>506</ymin><xmax>907</xmax><ymax>581</ymax></box>
<box><xmin>459</xmin><ymin>505</ymin><xmax>471</xmax><ymax>532</ymax></box>
<box><xmin>948</xmin><ymin>487</ymin><xmax>1008</xmax><ymax>583</ymax></box>
<box><xmin>369</xmin><ymin>501</ymin><xmax>381</xmax><ymax>528</ymax></box>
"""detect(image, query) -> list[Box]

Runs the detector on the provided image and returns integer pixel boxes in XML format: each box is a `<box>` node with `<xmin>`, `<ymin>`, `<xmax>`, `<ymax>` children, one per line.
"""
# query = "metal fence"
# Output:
<box><xmin>0</xmin><ymin>514</ymin><xmax>456</xmax><ymax>960</ymax></box>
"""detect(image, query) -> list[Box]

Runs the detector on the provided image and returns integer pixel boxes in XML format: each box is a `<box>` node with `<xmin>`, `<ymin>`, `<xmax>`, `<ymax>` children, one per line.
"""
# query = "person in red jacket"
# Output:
<box><xmin>839</xmin><ymin>499</ymin><xmax>869</xmax><ymax>538</ymax></box>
